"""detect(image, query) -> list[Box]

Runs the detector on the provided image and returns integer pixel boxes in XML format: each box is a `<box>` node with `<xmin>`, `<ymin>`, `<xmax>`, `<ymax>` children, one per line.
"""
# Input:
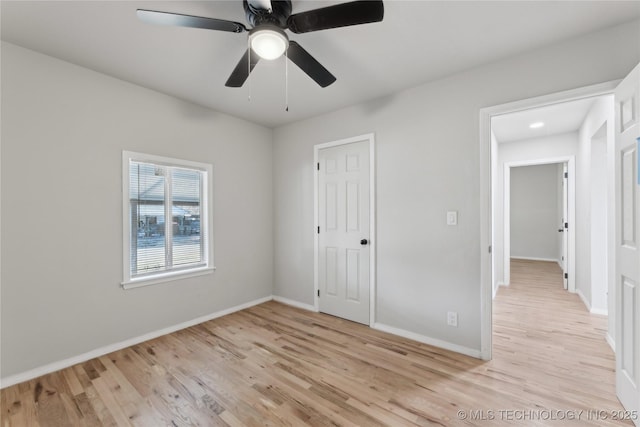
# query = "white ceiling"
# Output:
<box><xmin>491</xmin><ymin>96</ymin><xmax>612</xmax><ymax>144</ymax></box>
<box><xmin>2</xmin><ymin>1</ymin><xmax>639</xmax><ymax>128</ymax></box>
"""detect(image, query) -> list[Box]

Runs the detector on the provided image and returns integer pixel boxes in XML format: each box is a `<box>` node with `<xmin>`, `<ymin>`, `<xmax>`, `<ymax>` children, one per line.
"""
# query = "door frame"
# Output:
<box><xmin>479</xmin><ymin>80</ymin><xmax>620</xmax><ymax>360</ymax></box>
<box><xmin>503</xmin><ymin>157</ymin><xmax>576</xmax><ymax>293</ymax></box>
<box><xmin>313</xmin><ymin>133</ymin><xmax>376</xmax><ymax>326</ymax></box>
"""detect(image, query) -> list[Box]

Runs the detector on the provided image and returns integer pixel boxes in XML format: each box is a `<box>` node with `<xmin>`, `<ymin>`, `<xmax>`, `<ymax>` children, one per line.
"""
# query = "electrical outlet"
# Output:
<box><xmin>447</xmin><ymin>311</ymin><xmax>458</xmax><ymax>327</ymax></box>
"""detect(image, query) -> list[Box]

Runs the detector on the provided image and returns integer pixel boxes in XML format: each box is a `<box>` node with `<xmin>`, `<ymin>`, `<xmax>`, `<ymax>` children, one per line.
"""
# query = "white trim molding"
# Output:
<box><xmin>273</xmin><ymin>295</ymin><xmax>317</xmax><ymax>312</ymax></box>
<box><xmin>121</xmin><ymin>151</ymin><xmax>215</xmax><ymax>288</ymax></box>
<box><xmin>2</xmin><ymin>293</ymin><xmax>493</xmax><ymax>389</ymax></box>
<box><xmin>510</xmin><ymin>256</ymin><xmax>561</xmax><ymax>263</ymax></box>
<box><xmin>576</xmin><ymin>289</ymin><xmax>609</xmax><ymax>316</ymax></box>
<box><xmin>0</xmin><ymin>296</ymin><xmax>272</xmax><ymax>389</ymax></box>
<box><xmin>272</xmin><ymin>297</ymin><xmax>484</xmax><ymax>359</ymax></box>
<box><xmin>122</xmin><ymin>267</ymin><xmax>215</xmax><ymax>290</ymax></box>
<box><xmin>313</xmin><ymin>133</ymin><xmax>377</xmax><ymax>326</ymax></box>
<box><xmin>493</xmin><ymin>281</ymin><xmax>504</xmax><ymax>299</ymax></box>
<box><xmin>577</xmin><ymin>289</ymin><xmax>592</xmax><ymax>312</ymax></box>
<box><xmin>479</xmin><ymin>80</ymin><xmax>620</xmax><ymax>361</ymax></box>
<box><xmin>606</xmin><ymin>333</ymin><xmax>615</xmax><ymax>352</ymax></box>
<box><xmin>503</xmin><ymin>156</ymin><xmax>576</xmax><ymax>294</ymax></box>
<box><xmin>373</xmin><ymin>323</ymin><xmax>481</xmax><ymax>359</ymax></box>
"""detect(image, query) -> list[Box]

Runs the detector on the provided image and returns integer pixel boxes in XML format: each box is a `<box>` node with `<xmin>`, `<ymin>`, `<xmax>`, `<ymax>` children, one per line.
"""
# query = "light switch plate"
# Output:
<box><xmin>447</xmin><ymin>211</ymin><xmax>458</xmax><ymax>226</ymax></box>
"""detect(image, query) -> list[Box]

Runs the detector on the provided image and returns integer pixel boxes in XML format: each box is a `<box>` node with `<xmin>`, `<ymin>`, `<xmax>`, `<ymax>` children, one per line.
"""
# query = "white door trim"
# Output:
<box><xmin>479</xmin><ymin>80</ymin><xmax>620</xmax><ymax>360</ymax></box>
<box><xmin>314</xmin><ymin>133</ymin><xmax>376</xmax><ymax>326</ymax></box>
<box><xmin>503</xmin><ymin>157</ymin><xmax>576</xmax><ymax>294</ymax></box>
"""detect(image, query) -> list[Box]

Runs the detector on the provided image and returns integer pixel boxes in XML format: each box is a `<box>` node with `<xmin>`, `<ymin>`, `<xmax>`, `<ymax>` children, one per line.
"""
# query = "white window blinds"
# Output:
<box><xmin>123</xmin><ymin>152</ymin><xmax>212</xmax><ymax>287</ymax></box>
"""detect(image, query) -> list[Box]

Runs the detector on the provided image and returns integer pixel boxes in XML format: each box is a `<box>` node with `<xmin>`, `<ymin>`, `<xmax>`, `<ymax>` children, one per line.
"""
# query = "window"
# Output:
<box><xmin>122</xmin><ymin>151</ymin><xmax>213</xmax><ymax>288</ymax></box>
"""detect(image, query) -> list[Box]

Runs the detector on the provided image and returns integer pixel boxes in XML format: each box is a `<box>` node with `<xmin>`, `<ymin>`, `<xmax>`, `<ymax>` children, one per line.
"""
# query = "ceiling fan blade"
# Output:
<box><xmin>225</xmin><ymin>49</ymin><xmax>260</xmax><ymax>87</ymax></box>
<box><xmin>137</xmin><ymin>9</ymin><xmax>247</xmax><ymax>33</ymax></box>
<box><xmin>287</xmin><ymin>0</ymin><xmax>383</xmax><ymax>34</ymax></box>
<box><xmin>287</xmin><ymin>41</ymin><xmax>336</xmax><ymax>87</ymax></box>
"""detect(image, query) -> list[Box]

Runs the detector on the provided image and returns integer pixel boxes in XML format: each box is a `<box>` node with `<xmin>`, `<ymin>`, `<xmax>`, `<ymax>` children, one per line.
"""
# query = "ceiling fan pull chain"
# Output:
<box><xmin>285</xmin><ymin>50</ymin><xmax>289</xmax><ymax>112</ymax></box>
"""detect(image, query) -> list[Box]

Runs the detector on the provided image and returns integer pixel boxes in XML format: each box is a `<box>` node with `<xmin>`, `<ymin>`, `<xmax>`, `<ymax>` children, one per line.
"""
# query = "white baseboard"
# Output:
<box><xmin>575</xmin><ymin>290</ymin><xmax>608</xmax><ymax>316</ymax></box>
<box><xmin>0</xmin><ymin>295</ymin><xmax>273</xmax><ymax>389</ymax></box>
<box><xmin>493</xmin><ymin>282</ymin><xmax>505</xmax><ymax>299</ymax></box>
<box><xmin>606</xmin><ymin>333</ymin><xmax>616</xmax><ymax>352</ymax></box>
<box><xmin>372</xmin><ymin>323</ymin><xmax>481</xmax><ymax>359</ymax></box>
<box><xmin>274</xmin><ymin>300</ymin><xmax>481</xmax><ymax>360</ymax></box>
<box><xmin>272</xmin><ymin>295</ymin><xmax>317</xmax><ymax>312</ymax></box>
<box><xmin>511</xmin><ymin>256</ymin><xmax>559</xmax><ymax>263</ymax></box>
<box><xmin>576</xmin><ymin>289</ymin><xmax>592</xmax><ymax>312</ymax></box>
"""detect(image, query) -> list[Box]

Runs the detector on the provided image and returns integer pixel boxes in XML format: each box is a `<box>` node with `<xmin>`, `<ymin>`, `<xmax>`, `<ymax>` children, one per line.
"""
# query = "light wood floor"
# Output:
<box><xmin>1</xmin><ymin>259</ymin><xmax>631</xmax><ymax>426</ymax></box>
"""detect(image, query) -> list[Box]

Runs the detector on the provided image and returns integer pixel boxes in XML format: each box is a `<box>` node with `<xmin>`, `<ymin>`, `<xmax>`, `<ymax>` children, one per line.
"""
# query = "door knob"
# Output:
<box><xmin>360</xmin><ymin>239</ymin><xmax>368</xmax><ymax>245</ymax></box>
<box><xmin>558</xmin><ymin>229</ymin><xmax>564</xmax><ymax>233</ymax></box>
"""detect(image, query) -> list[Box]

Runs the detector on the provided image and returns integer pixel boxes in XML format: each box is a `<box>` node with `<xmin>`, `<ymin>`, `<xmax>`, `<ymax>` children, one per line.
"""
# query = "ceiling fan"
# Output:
<box><xmin>137</xmin><ymin>0</ymin><xmax>384</xmax><ymax>88</ymax></box>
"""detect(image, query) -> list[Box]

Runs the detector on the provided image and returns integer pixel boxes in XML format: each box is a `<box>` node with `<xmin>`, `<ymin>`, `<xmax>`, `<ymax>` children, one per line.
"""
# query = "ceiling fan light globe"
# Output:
<box><xmin>250</xmin><ymin>27</ymin><xmax>289</xmax><ymax>60</ymax></box>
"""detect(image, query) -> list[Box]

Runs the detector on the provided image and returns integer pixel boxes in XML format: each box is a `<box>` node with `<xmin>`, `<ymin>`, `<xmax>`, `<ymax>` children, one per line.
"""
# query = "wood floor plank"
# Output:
<box><xmin>90</xmin><ymin>378</ymin><xmax>132</xmax><ymax>427</ymax></box>
<box><xmin>1</xmin><ymin>259</ymin><xmax>632</xmax><ymax>425</ymax></box>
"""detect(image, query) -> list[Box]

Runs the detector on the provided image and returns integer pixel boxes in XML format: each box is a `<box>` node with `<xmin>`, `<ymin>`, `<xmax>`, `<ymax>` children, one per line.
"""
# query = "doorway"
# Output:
<box><xmin>502</xmin><ymin>158</ymin><xmax>575</xmax><ymax>294</ymax></box>
<box><xmin>479</xmin><ymin>80</ymin><xmax>619</xmax><ymax>360</ymax></box>
<box><xmin>313</xmin><ymin>133</ymin><xmax>376</xmax><ymax>325</ymax></box>
<box><xmin>481</xmin><ymin>66</ymin><xmax>640</xmax><ymax>419</ymax></box>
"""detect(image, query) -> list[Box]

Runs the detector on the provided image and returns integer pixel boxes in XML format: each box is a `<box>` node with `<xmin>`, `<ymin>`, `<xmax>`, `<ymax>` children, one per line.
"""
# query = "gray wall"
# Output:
<box><xmin>510</xmin><ymin>164</ymin><xmax>561</xmax><ymax>260</ymax></box>
<box><xmin>1</xmin><ymin>42</ymin><xmax>274</xmax><ymax>378</ymax></box>
<box><xmin>272</xmin><ymin>20</ymin><xmax>640</xmax><ymax>353</ymax></box>
<box><xmin>2</xmin><ymin>19</ymin><xmax>639</xmax><ymax>378</ymax></box>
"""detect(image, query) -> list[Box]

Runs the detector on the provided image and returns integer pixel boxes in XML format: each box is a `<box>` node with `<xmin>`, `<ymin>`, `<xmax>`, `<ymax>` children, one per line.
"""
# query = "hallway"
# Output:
<box><xmin>492</xmin><ymin>259</ymin><xmax>630</xmax><ymax>424</ymax></box>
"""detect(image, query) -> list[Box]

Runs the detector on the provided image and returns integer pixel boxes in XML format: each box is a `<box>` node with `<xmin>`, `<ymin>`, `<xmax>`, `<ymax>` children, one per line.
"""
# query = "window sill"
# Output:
<box><xmin>121</xmin><ymin>266</ymin><xmax>216</xmax><ymax>290</ymax></box>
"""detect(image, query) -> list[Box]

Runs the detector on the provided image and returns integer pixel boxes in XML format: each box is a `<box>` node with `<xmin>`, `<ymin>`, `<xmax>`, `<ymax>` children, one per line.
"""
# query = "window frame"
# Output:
<box><xmin>122</xmin><ymin>151</ymin><xmax>214</xmax><ymax>289</ymax></box>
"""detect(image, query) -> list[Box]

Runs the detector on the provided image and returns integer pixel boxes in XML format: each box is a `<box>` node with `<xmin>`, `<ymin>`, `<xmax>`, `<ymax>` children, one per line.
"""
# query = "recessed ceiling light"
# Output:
<box><xmin>529</xmin><ymin>122</ymin><xmax>545</xmax><ymax>129</ymax></box>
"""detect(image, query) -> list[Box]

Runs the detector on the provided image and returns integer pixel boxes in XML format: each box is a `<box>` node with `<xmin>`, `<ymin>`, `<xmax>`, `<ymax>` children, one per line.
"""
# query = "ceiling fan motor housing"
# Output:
<box><xmin>243</xmin><ymin>0</ymin><xmax>292</xmax><ymax>28</ymax></box>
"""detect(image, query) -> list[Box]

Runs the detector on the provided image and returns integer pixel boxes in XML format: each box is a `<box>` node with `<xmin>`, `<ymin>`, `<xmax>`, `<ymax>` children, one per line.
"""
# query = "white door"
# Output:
<box><xmin>615</xmin><ymin>62</ymin><xmax>640</xmax><ymax>422</ymax></box>
<box><xmin>317</xmin><ymin>140</ymin><xmax>370</xmax><ymax>324</ymax></box>
<box><xmin>562</xmin><ymin>162</ymin><xmax>569</xmax><ymax>289</ymax></box>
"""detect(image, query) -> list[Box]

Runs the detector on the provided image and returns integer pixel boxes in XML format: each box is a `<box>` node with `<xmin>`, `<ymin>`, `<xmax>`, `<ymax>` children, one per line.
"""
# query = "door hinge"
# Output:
<box><xmin>564</xmin><ymin>172</ymin><xmax>568</xmax><ymax>178</ymax></box>
<box><xmin>317</xmin><ymin>226</ymin><xmax>320</xmax><ymax>234</ymax></box>
<box><xmin>488</xmin><ymin>245</ymin><xmax>492</xmax><ymax>254</ymax></box>
<box><xmin>564</xmin><ymin>273</ymin><xmax>568</xmax><ymax>279</ymax></box>
<box><xmin>317</xmin><ymin>289</ymin><xmax>320</xmax><ymax>297</ymax></box>
<box><xmin>317</xmin><ymin>162</ymin><xmax>320</xmax><ymax>171</ymax></box>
